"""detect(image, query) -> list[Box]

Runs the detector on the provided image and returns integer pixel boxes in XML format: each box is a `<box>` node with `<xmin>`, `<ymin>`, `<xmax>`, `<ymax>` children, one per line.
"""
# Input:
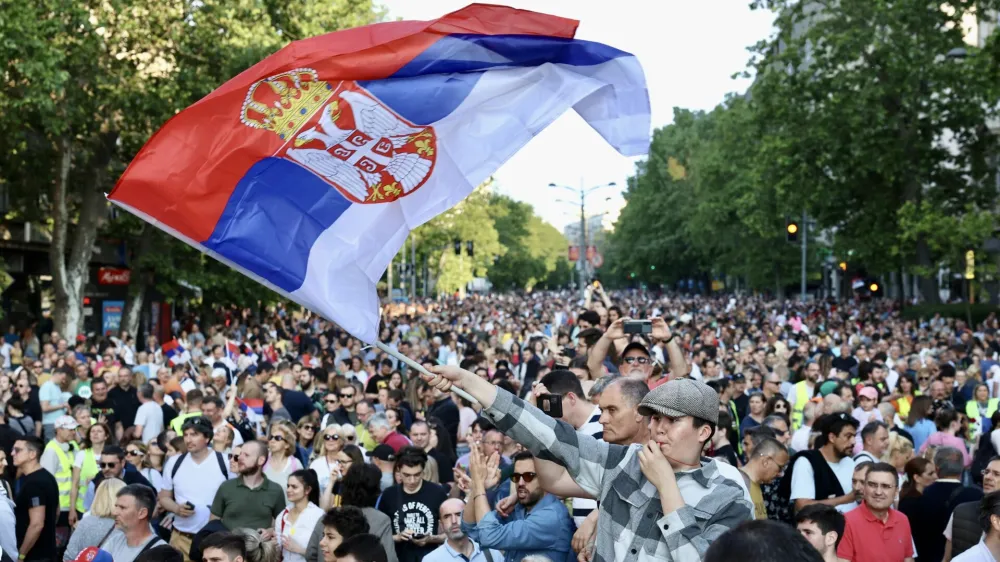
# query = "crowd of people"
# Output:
<box><xmin>1</xmin><ymin>285</ymin><xmax>999</xmax><ymax>562</ymax></box>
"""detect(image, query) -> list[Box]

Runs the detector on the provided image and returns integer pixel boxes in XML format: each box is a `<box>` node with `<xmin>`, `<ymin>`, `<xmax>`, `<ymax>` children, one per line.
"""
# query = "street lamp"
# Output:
<box><xmin>550</xmin><ymin>181</ymin><xmax>618</xmax><ymax>298</ymax></box>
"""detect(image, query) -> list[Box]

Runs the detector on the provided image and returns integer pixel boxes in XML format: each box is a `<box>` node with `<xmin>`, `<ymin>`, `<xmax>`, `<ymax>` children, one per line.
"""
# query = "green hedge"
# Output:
<box><xmin>900</xmin><ymin>304</ymin><xmax>999</xmax><ymax>325</ymax></box>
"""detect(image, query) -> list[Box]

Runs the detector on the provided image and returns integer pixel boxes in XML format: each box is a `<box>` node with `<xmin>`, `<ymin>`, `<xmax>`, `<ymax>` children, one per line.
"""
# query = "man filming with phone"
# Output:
<box><xmin>587</xmin><ymin>317</ymin><xmax>689</xmax><ymax>389</ymax></box>
<box><xmin>424</xmin><ymin>365</ymin><xmax>753</xmax><ymax>562</ymax></box>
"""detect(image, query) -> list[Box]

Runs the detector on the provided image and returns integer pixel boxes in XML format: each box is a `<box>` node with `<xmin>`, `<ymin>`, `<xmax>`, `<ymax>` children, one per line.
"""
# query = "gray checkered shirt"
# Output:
<box><xmin>483</xmin><ymin>388</ymin><xmax>753</xmax><ymax>562</ymax></box>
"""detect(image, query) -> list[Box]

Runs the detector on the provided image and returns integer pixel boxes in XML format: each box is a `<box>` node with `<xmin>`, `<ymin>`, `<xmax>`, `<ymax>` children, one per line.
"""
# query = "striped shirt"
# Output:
<box><xmin>572</xmin><ymin>405</ymin><xmax>604</xmax><ymax>526</ymax></box>
<box><xmin>484</xmin><ymin>388</ymin><xmax>753</xmax><ymax>562</ymax></box>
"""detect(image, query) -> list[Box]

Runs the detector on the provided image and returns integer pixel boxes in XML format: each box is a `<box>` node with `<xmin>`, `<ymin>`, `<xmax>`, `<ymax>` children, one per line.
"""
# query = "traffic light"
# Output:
<box><xmin>466</xmin><ymin>241</ymin><xmax>474</xmax><ymax>257</ymax></box>
<box><xmin>839</xmin><ymin>261</ymin><xmax>847</xmax><ymax>271</ymax></box>
<box><xmin>454</xmin><ymin>240</ymin><xmax>461</xmax><ymax>255</ymax></box>
<box><xmin>785</xmin><ymin>218</ymin><xmax>799</xmax><ymax>243</ymax></box>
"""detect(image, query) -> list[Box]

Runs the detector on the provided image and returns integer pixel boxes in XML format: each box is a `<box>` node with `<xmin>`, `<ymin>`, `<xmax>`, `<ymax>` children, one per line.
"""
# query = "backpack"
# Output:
<box><xmin>171</xmin><ymin>451</ymin><xmax>229</xmax><ymax>480</ymax></box>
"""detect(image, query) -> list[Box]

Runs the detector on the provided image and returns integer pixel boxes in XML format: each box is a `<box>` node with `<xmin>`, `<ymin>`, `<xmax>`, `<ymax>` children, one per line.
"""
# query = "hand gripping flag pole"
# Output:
<box><xmin>372</xmin><ymin>340</ymin><xmax>478</xmax><ymax>407</ymax></box>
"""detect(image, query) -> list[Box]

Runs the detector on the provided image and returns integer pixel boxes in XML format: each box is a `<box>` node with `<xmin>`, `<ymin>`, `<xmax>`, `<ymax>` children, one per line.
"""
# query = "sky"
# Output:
<box><xmin>381</xmin><ymin>1</ymin><xmax>776</xmax><ymax>232</ymax></box>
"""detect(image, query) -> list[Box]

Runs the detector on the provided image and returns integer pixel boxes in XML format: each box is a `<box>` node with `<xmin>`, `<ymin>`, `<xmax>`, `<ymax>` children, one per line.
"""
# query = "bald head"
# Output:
<box><xmin>823</xmin><ymin>393</ymin><xmax>845</xmax><ymax>415</ymax></box>
<box><xmin>439</xmin><ymin>498</ymin><xmax>466</xmax><ymax>540</ymax></box>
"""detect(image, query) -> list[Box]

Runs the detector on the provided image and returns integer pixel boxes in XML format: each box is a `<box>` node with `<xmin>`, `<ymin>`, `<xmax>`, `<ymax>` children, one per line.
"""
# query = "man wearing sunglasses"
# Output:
<box><xmin>462</xmin><ymin>445</ymin><xmax>573</xmax><ymax>562</ymax></box>
<box><xmin>86</xmin><ymin>446</ymin><xmax>153</xmax><ymax>503</ymax></box>
<box><xmin>427</xmin><ymin>366</ymin><xmax>752</xmax><ymax>562</ymax></box>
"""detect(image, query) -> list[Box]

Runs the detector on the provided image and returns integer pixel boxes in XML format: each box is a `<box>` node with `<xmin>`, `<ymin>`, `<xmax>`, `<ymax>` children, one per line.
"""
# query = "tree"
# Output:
<box><xmin>0</xmin><ymin>0</ymin><xmax>382</xmax><ymax>337</ymax></box>
<box><xmin>747</xmin><ymin>0</ymin><xmax>1000</xmax><ymax>302</ymax></box>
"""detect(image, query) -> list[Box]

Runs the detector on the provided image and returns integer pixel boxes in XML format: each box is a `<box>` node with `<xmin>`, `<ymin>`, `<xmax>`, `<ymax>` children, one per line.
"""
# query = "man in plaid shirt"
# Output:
<box><xmin>427</xmin><ymin>366</ymin><xmax>753</xmax><ymax>562</ymax></box>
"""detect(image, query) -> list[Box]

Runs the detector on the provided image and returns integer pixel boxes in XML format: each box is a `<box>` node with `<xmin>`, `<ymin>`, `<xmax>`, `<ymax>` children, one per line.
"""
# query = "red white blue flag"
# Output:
<box><xmin>108</xmin><ymin>4</ymin><xmax>650</xmax><ymax>342</ymax></box>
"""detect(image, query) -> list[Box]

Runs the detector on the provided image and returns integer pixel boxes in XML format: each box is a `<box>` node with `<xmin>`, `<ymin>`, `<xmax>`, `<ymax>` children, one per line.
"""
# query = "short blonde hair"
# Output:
<box><xmin>268</xmin><ymin>420</ymin><xmax>297</xmax><ymax>456</ymax></box>
<box><xmin>91</xmin><ymin>478</ymin><xmax>126</xmax><ymax>518</ymax></box>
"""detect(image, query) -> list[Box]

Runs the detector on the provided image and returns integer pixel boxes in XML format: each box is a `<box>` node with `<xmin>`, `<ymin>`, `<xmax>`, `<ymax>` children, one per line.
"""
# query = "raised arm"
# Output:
<box><xmin>588</xmin><ymin>320</ymin><xmax>625</xmax><ymax>381</ymax></box>
<box><xmin>427</xmin><ymin>366</ymin><xmax>626</xmax><ymax>498</ymax></box>
<box><xmin>651</xmin><ymin>318</ymin><xmax>688</xmax><ymax>378</ymax></box>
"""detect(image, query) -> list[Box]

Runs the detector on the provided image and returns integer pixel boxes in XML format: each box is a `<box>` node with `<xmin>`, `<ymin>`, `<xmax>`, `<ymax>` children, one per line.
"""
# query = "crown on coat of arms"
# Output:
<box><xmin>240</xmin><ymin>68</ymin><xmax>334</xmax><ymax>138</ymax></box>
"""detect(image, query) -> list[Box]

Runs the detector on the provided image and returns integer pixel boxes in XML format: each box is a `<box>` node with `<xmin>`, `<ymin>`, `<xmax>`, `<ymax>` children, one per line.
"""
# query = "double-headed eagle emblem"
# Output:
<box><xmin>240</xmin><ymin>69</ymin><xmax>437</xmax><ymax>203</ymax></box>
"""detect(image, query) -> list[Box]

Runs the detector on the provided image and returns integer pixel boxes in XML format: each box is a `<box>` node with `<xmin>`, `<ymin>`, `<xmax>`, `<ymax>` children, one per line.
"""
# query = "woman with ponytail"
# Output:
<box><xmin>275</xmin><ymin>469</ymin><xmax>325</xmax><ymax>562</ymax></box>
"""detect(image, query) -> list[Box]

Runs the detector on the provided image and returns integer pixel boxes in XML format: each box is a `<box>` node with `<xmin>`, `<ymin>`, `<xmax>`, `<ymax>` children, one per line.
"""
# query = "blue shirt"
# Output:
<box><xmin>423</xmin><ymin>540</ymin><xmax>503</xmax><ymax>562</ymax></box>
<box><xmin>39</xmin><ymin>380</ymin><xmax>68</xmax><ymax>425</ymax></box>
<box><xmin>905</xmin><ymin>419</ymin><xmax>936</xmax><ymax>452</ymax></box>
<box><xmin>461</xmin><ymin>493</ymin><xmax>574</xmax><ymax>562</ymax></box>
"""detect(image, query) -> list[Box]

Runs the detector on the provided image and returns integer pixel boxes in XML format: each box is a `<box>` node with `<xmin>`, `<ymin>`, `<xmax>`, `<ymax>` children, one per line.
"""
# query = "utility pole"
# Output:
<box><xmin>579</xmin><ymin>180</ymin><xmax>587</xmax><ymax>300</ymax></box>
<box><xmin>410</xmin><ymin>234</ymin><xmax>416</xmax><ymax>300</ymax></box>
<box><xmin>800</xmin><ymin>208</ymin><xmax>807</xmax><ymax>303</ymax></box>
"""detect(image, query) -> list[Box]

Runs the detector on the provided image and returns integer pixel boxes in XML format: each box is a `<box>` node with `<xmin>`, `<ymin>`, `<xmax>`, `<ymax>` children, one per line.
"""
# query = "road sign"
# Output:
<box><xmin>590</xmin><ymin>252</ymin><xmax>604</xmax><ymax>268</ymax></box>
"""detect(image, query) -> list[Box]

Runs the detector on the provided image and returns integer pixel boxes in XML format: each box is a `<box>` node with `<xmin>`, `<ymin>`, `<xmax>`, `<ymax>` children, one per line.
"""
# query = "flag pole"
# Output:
<box><xmin>372</xmin><ymin>340</ymin><xmax>478</xmax><ymax>406</ymax></box>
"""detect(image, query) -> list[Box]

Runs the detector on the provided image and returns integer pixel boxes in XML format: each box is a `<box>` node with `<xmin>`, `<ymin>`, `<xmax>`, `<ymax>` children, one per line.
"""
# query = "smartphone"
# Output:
<box><xmin>624</xmin><ymin>320</ymin><xmax>652</xmax><ymax>335</ymax></box>
<box><xmin>561</xmin><ymin>347</ymin><xmax>577</xmax><ymax>359</ymax></box>
<box><xmin>538</xmin><ymin>394</ymin><xmax>563</xmax><ymax>418</ymax></box>
<box><xmin>413</xmin><ymin>534</ymin><xmax>427</xmax><ymax>540</ymax></box>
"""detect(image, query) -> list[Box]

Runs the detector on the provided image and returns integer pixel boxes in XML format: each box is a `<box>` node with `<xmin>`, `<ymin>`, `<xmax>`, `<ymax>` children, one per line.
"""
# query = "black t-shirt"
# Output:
<box><xmin>427</xmin><ymin>397</ymin><xmax>460</xmax><ymax>445</ymax></box>
<box><xmin>90</xmin><ymin>397</ymin><xmax>119</xmax><ymax>429</ymax></box>
<box><xmin>713</xmin><ymin>444</ymin><xmax>740</xmax><ymax>468</ymax></box>
<box><xmin>378</xmin><ymin>482</ymin><xmax>449</xmax><ymax>562</ymax></box>
<box><xmin>365</xmin><ymin>374</ymin><xmax>388</xmax><ymax>395</ymax></box>
<box><xmin>109</xmin><ymin>385</ymin><xmax>141</xmax><ymax>429</ymax></box>
<box><xmin>280</xmin><ymin>389</ymin><xmax>315</xmax><ymax>423</ymax></box>
<box><xmin>23</xmin><ymin>388</ymin><xmax>42</xmax><ymax>430</ymax></box>
<box><xmin>161</xmin><ymin>403</ymin><xmax>178</xmax><ymax>429</ymax></box>
<box><xmin>15</xmin><ymin>468</ymin><xmax>59</xmax><ymax>561</ymax></box>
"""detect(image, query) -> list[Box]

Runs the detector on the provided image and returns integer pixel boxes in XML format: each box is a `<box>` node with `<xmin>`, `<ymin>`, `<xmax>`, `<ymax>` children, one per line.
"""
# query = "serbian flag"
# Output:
<box><xmin>161</xmin><ymin>339</ymin><xmax>190</xmax><ymax>366</ymax></box>
<box><xmin>226</xmin><ymin>340</ymin><xmax>241</xmax><ymax>362</ymax></box>
<box><xmin>237</xmin><ymin>398</ymin><xmax>265</xmax><ymax>423</ymax></box>
<box><xmin>108</xmin><ymin>4</ymin><xmax>650</xmax><ymax>343</ymax></box>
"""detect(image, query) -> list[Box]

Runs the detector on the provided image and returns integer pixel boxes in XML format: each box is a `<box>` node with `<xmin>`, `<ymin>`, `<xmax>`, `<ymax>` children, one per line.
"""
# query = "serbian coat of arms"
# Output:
<box><xmin>240</xmin><ymin>68</ymin><xmax>437</xmax><ymax>204</ymax></box>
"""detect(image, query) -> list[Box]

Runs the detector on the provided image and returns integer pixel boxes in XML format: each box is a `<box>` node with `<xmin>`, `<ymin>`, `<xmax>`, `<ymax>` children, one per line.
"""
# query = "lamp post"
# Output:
<box><xmin>550</xmin><ymin>181</ymin><xmax>617</xmax><ymax>299</ymax></box>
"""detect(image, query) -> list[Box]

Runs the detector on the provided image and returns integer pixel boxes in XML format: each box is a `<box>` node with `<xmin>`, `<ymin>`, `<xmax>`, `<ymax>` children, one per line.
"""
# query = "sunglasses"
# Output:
<box><xmin>340</xmin><ymin>393</ymin><xmax>355</xmax><ymax>398</ymax></box>
<box><xmin>126</xmin><ymin>450</ymin><xmax>144</xmax><ymax>457</ymax></box>
<box><xmin>324</xmin><ymin>399</ymin><xmax>338</xmax><ymax>404</ymax></box>
<box><xmin>301</xmin><ymin>425</ymin><xmax>316</xmax><ymax>431</ymax></box>
<box><xmin>623</xmin><ymin>357</ymin><xmax>650</xmax><ymax>365</ymax></box>
<box><xmin>99</xmin><ymin>462</ymin><xmax>119</xmax><ymax>468</ymax></box>
<box><xmin>324</xmin><ymin>434</ymin><xmax>340</xmax><ymax>441</ymax></box>
<box><xmin>510</xmin><ymin>472</ymin><xmax>537</xmax><ymax>484</ymax></box>
<box><xmin>268</xmin><ymin>435</ymin><xmax>285</xmax><ymax>442</ymax></box>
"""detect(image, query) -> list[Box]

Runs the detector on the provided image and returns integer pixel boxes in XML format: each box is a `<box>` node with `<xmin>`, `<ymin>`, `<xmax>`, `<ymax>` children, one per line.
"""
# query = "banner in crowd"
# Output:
<box><xmin>108</xmin><ymin>3</ymin><xmax>650</xmax><ymax>342</ymax></box>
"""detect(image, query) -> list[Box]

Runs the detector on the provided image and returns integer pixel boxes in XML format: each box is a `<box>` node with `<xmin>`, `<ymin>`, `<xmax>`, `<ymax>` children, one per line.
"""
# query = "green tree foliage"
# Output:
<box><xmin>0</xmin><ymin>0</ymin><xmax>382</xmax><ymax>334</ymax></box>
<box><xmin>612</xmin><ymin>1</ymin><xmax>1000</xmax><ymax>298</ymax></box>
<box><xmin>486</xmin><ymin>194</ymin><xmax>572</xmax><ymax>291</ymax></box>
<box><xmin>747</xmin><ymin>0</ymin><xmax>1000</xmax><ymax>301</ymax></box>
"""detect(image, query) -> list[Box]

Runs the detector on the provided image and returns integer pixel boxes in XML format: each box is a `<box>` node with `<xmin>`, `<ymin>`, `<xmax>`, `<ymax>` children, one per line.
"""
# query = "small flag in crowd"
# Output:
<box><xmin>161</xmin><ymin>339</ymin><xmax>191</xmax><ymax>366</ymax></box>
<box><xmin>238</xmin><ymin>398</ymin><xmax>265</xmax><ymax>423</ymax></box>
<box><xmin>226</xmin><ymin>340</ymin><xmax>240</xmax><ymax>362</ymax></box>
<box><xmin>108</xmin><ymin>3</ymin><xmax>650</xmax><ymax>343</ymax></box>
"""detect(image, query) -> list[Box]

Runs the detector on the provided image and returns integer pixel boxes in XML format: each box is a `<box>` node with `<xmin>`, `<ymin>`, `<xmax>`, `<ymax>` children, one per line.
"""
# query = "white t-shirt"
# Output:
<box><xmin>100</xmin><ymin>528</ymin><xmax>166</xmax><ymax>562</ymax></box>
<box><xmin>162</xmin><ymin>451</ymin><xmax>233</xmax><ymax>533</ymax></box>
<box><xmin>275</xmin><ymin>503</ymin><xmax>325</xmax><ymax>562</ymax></box>
<box><xmin>790</xmin><ymin>455</ymin><xmax>857</xmax><ymax>513</ymax></box>
<box><xmin>134</xmin><ymin>401</ymin><xmax>164</xmax><ymax>444</ymax></box>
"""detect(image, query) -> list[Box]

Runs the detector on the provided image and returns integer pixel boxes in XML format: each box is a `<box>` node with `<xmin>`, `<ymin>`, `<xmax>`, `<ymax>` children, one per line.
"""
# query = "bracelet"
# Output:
<box><xmin>469</xmin><ymin>492</ymin><xmax>485</xmax><ymax>501</ymax></box>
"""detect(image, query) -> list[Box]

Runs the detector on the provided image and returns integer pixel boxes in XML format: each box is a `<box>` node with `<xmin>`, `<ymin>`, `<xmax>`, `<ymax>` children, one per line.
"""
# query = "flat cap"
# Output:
<box><xmin>637</xmin><ymin>378</ymin><xmax>719</xmax><ymax>425</ymax></box>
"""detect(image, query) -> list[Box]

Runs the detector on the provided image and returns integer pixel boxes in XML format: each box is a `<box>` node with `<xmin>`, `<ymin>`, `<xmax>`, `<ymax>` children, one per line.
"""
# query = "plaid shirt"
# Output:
<box><xmin>484</xmin><ymin>388</ymin><xmax>753</xmax><ymax>562</ymax></box>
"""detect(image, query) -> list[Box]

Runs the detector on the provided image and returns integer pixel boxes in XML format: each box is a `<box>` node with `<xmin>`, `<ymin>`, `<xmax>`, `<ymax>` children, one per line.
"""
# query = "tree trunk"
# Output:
<box><xmin>121</xmin><ymin>226</ymin><xmax>152</xmax><ymax>339</ymax></box>
<box><xmin>50</xmin><ymin>137</ymin><xmax>74</xmax><ymax>338</ymax></box>
<box><xmin>51</xmin><ymin>133</ymin><xmax>117</xmax><ymax>340</ymax></box>
<box><xmin>915</xmin><ymin>238</ymin><xmax>940</xmax><ymax>304</ymax></box>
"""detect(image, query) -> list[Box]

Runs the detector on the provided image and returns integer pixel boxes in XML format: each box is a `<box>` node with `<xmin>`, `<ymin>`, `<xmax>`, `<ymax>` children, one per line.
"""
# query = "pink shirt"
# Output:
<box><xmin>382</xmin><ymin>431</ymin><xmax>413</xmax><ymax>453</ymax></box>
<box><xmin>918</xmin><ymin>431</ymin><xmax>971</xmax><ymax>466</ymax></box>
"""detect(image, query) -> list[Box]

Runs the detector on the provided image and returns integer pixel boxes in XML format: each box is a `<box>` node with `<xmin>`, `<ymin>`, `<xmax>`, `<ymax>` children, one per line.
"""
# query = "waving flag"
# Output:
<box><xmin>108</xmin><ymin>3</ymin><xmax>650</xmax><ymax>343</ymax></box>
<box><xmin>226</xmin><ymin>340</ymin><xmax>241</xmax><ymax>362</ymax></box>
<box><xmin>161</xmin><ymin>339</ymin><xmax>190</xmax><ymax>366</ymax></box>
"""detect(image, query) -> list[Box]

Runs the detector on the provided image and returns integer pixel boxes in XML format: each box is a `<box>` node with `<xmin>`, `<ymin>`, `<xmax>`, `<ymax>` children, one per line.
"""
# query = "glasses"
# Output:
<box><xmin>324</xmin><ymin>434</ymin><xmax>340</xmax><ymax>441</ymax></box>
<box><xmin>511</xmin><ymin>472</ymin><xmax>537</xmax><ymax>484</ymax></box>
<box><xmin>301</xmin><ymin>425</ymin><xmax>316</xmax><ymax>431</ymax></box>
<box><xmin>269</xmin><ymin>435</ymin><xmax>285</xmax><ymax>442</ymax></box>
<box><xmin>324</xmin><ymin>399</ymin><xmax>338</xmax><ymax>404</ymax></box>
<box><xmin>623</xmin><ymin>357</ymin><xmax>650</xmax><ymax>365</ymax></box>
<box><xmin>99</xmin><ymin>462</ymin><xmax>119</xmax><ymax>468</ymax></box>
<box><xmin>865</xmin><ymin>481</ymin><xmax>896</xmax><ymax>492</ymax></box>
<box><xmin>126</xmin><ymin>450</ymin><xmax>144</xmax><ymax>457</ymax></box>
<box><xmin>340</xmin><ymin>393</ymin><xmax>355</xmax><ymax>398</ymax></box>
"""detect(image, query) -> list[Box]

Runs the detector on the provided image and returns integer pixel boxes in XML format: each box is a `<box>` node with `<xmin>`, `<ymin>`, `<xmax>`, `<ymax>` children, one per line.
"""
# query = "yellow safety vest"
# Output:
<box><xmin>791</xmin><ymin>381</ymin><xmax>811</xmax><ymax>430</ymax></box>
<box><xmin>357</xmin><ymin>423</ymin><xmax>377</xmax><ymax>452</ymax></box>
<box><xmin>77</xmin><ymin>448</ymin><xmax>98</xmax><ymax>513</ymax></box>
<box><xmin>966</xmin><ymin>399</ymin><xmax>1000</xmax><ymax>425</ymax></box>
<box><xmin>45</xmin><ymin>439</ymin><xmax>78</xmax><ymax>511</ymax></box>
<box><xmin>171</xmin><ymin>410</ymin><xmax>203</xmax><ymax>434</ymax></box>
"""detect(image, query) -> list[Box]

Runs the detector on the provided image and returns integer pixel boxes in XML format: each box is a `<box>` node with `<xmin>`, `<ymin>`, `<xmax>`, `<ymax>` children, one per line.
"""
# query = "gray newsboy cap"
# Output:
<box><xmin>637</xmin><ymin>378</ymin><xmax>719</xmax><ymax>425</ymax></box>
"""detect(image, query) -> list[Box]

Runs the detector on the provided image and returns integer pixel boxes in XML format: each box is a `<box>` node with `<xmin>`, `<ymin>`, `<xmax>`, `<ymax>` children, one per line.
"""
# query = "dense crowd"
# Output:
<box><xmin>1</xmin><ymin>285</ymin><xmax>999</xmax><ymax>562</ymax></box>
